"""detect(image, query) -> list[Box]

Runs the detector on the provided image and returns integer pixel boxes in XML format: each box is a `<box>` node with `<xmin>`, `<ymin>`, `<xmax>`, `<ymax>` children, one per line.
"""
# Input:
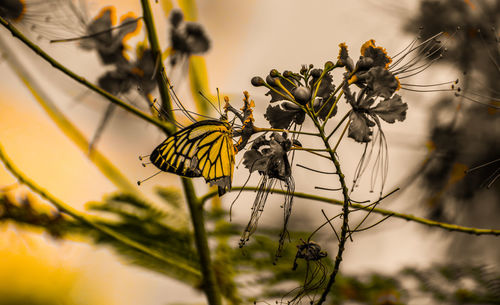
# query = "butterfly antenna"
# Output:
<box><xmin>138</xmin><ymin>154</ymin><xmax>150</xmax><ymax>161</ymax></box>
<box><xmin>137</xmin><ymin>170</ymin><xmax>162</xmax><ymax>186</ymax></box>
<box><xmin>198</xmin><ymin>90</ymin><xmax>221</xmax><ymax>117</ymax></box>
<box><xmin>161</xmin><ymin>71</ymin><xmax>197</xmax><ymax>123</ymax></box>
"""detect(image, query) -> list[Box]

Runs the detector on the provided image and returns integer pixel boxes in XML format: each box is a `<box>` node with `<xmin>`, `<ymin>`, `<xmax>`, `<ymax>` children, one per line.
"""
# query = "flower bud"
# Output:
<box><xmin>270</xmin><ymin>69</ymin><xmax>280</xmax><ymax>77</ymax></box>
<box><xmin>266</xmin><ymin>74</ymin><xmax>278</xmax><ymax>86</ymax></box>
<box><xmin>310</xmin><ymin>68</ymin><xmax>322</xmax><ymax>78</ymax></box>
<box><xmin>251</xmin><ymin>76</ymin><xmax>265</xmax><ymax>87</ymax></box>
<box><xmin>324</xmin><ymin>61</ymin><xmax>334</xmax><ymax>70</ymax></box>
<box><xmin>292</xmin><ymin>86</ymin><xmax>311</xmax><ymax>105</ymax></box>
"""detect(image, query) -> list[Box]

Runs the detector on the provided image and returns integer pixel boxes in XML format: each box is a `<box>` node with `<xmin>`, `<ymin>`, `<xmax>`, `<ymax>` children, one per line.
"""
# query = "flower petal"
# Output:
<box><xmin>365</xmin><ymin>66</ymin><xmax>400</xmax><ymax>98</ymax></box>
<box><xmin>371</xmin><ymin>94</ymin><xmax>408</xmax><ymax>123</ymax></box>
<box><xmin>348</xmin><ymin>111</ymin><xmax>375</xmax><ymax>143</ymax></box>
<box><xmin>264</xmin><ymin>104</ymin><xmax>305</xmax><ymax>129</ymax></box>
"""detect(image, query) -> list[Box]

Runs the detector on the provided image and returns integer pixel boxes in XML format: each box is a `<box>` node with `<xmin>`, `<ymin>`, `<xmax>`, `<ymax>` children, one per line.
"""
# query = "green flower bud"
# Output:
<box><xmin>270</xmin><ymin>69</ymin><xmax>280</xmax><ymax>77</ymax></box>
<box><xmin>251</xmin><ymin>76</ymin><xmax>265</xmax><ymax>87</ymax></box>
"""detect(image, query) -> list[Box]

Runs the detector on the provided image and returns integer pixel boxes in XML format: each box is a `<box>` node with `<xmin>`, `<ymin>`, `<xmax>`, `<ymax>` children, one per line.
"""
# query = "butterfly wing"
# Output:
<box><xmin>150</xmin><ymin>120</ymin><xmax>235</xmax><ymax>195</ymax></box>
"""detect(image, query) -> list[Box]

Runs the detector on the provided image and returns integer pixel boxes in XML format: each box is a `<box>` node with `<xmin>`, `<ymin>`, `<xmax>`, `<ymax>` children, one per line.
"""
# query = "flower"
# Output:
<box><xmin>80</xmin><ymin>7</ymin><xmax>141</xmax><ymax>66</ymax></box>
<box><xmin>168</xmin><ymin>9</ymin><xmax>210</xmax><ymax>66</ymax></box>
<box><xmin>344</xmin><ymin>81</ymin><xmax>408</xmax><ymax>143</ymax></box>
<box><xmin>240</xmin><ymin>132</ymin><xmax>297</xmax><ymax>259</ymax></box>
<box><xmin>340</xmin><ymin>40</ymin><xmax>401</xmax><ymax>100</ymax></box>
<box><xmin>252</xmin><ymin>65</ymin><xmax>338</xmax><ymax>129</ymax></box>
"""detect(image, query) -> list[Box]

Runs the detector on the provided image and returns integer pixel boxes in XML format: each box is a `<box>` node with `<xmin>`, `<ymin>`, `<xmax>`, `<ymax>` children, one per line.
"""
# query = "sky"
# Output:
<box><xmin>0</xmin><ymin>0</ymin><xmax>465</xmax><ymax>304</ymax></box>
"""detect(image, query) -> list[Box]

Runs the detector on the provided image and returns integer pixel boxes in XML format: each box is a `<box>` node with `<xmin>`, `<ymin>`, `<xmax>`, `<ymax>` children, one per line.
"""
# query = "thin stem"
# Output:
<box><xmin>331</xmin><ymin>119</ymin><xmax>351</xmax><ymax>153</ymax></box>
<box><xmin>0</xmin><ymin>16</ymin><xmax>175</xmax><ymax>135</ymax></box>
<box><xmin>253</xmin><ymin>126</ymin><xmax>320</xmax><ymax>137</ymax></box>
<box><xmin>321</xmin><ymin>90</ymin><xmax>344</xmax><ymax>129</ymax></box>
<box><xmin>0</xmin><ymin>143</ymin><xmax>201</xmax><ymax>281</ymax></box>
<box><xmin>291</xmin><ymin>147</ymin><xmax>330</xmax><ymax>152</ymax></box>
<box><xmin>199</xmin><ymin>187</ymin><xmax>500</xmax><ymax>235</ymax></box>
<box><xmin>326</xmin><ymin>112</ymin><xmax>350</xmax><ymax>141</ymax></box>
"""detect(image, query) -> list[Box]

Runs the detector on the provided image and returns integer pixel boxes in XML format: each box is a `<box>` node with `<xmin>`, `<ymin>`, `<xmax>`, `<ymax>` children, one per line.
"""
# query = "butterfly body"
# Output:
<box><xmin>150</xmin><ymin>119</ymin><xmax>235</xmax><ymax>196</ymax></box>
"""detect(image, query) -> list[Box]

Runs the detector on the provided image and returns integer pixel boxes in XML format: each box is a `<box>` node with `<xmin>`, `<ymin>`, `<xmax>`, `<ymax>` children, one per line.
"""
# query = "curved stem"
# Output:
<box><xmin>0</xmin><ymin>142</ymin><xmax>201</xmax><ymax>280</ymax></box>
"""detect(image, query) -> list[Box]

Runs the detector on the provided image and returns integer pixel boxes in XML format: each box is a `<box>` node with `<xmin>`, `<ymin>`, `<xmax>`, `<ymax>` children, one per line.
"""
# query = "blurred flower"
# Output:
<box><xmin>79</xmin><ymin>6</ymin><xmax>141</xmax><ymax>66</ymax></box>
<box><xmin>168</xmin><ymin>9</ymin><xmax>210</xmax><ymax>66</ymax></box>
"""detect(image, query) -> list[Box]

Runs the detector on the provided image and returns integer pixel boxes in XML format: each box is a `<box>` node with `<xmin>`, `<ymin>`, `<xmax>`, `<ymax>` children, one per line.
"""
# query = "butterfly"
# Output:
<box><xmin>149</xmin><ymin>119</ymin><xmax>235</xmax><ymax>196</ymax></box>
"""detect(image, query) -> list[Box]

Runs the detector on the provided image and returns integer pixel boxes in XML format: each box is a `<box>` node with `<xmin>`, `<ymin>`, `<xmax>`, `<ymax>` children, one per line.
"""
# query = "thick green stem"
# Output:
<box><xmin>140</xmin><ymin>0</ymin><xmax>173</xmax><ymax>119</ymax></box>
<box><xmin>139</xmin><ymin>2</ymin><xmax>222</xmax><ymax>304</ymax></box>
<box><xmin>182</xmin><ymin>178</ymin><xmax>222</xmax><ymax>305</ymax></box>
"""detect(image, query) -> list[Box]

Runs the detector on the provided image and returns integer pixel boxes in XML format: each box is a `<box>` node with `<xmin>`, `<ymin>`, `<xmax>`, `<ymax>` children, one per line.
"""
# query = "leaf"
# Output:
<box><xmin>372</xmin><ymin>94</ymin><xmax>408</xmax><ymax>123</ymax></box>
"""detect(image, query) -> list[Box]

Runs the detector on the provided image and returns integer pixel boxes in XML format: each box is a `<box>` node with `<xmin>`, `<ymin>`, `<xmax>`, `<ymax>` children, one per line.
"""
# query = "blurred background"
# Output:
<box><xmin>0</xmin><ymin>0</ymin><xmax>498</xmax><ymax>304</ymax></box>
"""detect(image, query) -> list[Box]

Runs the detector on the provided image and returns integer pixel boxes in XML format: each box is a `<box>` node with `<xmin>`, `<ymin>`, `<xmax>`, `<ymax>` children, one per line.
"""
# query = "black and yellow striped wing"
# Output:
<box><xmin>150</xmin><ymin>120</ymin><xmax>235</xmax><ymax>195</ymax></box>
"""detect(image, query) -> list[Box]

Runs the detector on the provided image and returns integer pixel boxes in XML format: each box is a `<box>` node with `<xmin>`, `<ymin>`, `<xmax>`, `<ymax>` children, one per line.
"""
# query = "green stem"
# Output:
<box><xmin>0</xmin><ymin>142</ymin><xmax>201</xmax><ymax>280</ymax></box>
<box><xmin>326</xmin><ymin>112</ymin><xmax>350</xmax><ymax>141</ymax></box>
<box><xmin>0</xmin><ymin>16</ymin><xmax>175</xmax><ymax>135</ymax></box>
<box><xmin>140</xmin><ymin>0</ymin><xmax>173</xmax><ymax>119</ymax></box>
<box><xmin>312</xmin><ymin>117</ymin><xmax>351</xmax><ymax>305</ymax></box>
<box><xmin>331</xmin><ymin>118</ymin><xmax>351</xmax><ymax>153</ymax></box>
<box><xmin>139</xmin><ymin>2</ymin><xmax>222</xmax><ymax>304</ymax></box>
<box><xmin>199</xmin><ymin>187</ymin><xmax>500</xmax><ymax>235</ymax></box>
<box><xmin>181</xmin><ymin>178</ymin><xmax>222</xmax><ymax>305</ymax></box>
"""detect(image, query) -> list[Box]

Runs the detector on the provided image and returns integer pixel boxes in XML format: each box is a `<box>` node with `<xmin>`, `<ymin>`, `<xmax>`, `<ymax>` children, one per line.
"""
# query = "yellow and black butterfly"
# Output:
<box><xmin>149</xmin><ymin>119</ymin><xmax>235</xmax><ymax>196</ymax></box>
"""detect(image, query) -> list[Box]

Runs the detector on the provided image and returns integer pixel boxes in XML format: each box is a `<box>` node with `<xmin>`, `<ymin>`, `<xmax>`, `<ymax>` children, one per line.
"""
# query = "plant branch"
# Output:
<box><xmin>0</xmin><ymin>142</ymin><xmax>201</xmax><ymax>280</ymax></box>
<box><xmin>140</xmin><ymin>0</ymin><xmax>174</xmax><ymax>119</ymax></box>
<box><xmin>200</xmin><ymin>187</ymin><xmax>500</xmax><ymax>236</ymax></box>
<box><xmin>139</xmin><ymin>1</ymin><xmax>222</xmax><ymax>304</ymax></box>
<box><xmin>315</xmin><ymin>118</ymin><xmax>352</xmax><ymax>305</ymax></box>
<box><xmin>0</xmin><ymin>17</ymin><xmax>175</xmax><ymax>135</ymax></box>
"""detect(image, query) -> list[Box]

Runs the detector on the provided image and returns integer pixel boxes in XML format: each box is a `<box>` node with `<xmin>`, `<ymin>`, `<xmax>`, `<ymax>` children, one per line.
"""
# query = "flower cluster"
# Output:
<box><xmin>251</xmin><ymin>64</ymin><xmax>338</xmax><ymax>129</ymax></box>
